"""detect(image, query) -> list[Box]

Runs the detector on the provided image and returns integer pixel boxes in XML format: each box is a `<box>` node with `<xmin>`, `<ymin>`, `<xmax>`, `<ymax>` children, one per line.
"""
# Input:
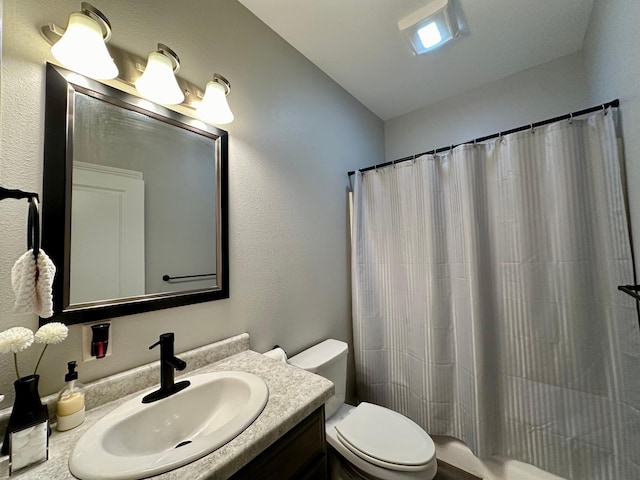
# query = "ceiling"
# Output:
<box><xmin>237</xmin><ymin>0</ymin><xmax>595</xmax><ymax>121</ymax></box>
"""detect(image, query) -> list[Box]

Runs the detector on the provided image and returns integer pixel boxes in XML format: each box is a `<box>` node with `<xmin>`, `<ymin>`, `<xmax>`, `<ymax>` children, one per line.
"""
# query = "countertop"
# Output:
<box><xmin>9</xmin><ymin>346</ymin><xmax>334</xmax><ymax>479</ymax></box>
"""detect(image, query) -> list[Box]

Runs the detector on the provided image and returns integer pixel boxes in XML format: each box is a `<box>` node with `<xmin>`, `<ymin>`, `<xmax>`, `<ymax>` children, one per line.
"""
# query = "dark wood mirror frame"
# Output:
<box><xmin>41</xmin><ymin>63</ymin><xmax>229</xmax><ymax>326</ymax></box>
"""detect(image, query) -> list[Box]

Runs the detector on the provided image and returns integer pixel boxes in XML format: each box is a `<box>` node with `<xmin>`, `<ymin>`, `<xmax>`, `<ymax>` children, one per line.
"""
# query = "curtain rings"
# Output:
<box><xmin>569</xmin><ymin>112</ymin><xmax>574</xmax><ymax>124</ymax></box>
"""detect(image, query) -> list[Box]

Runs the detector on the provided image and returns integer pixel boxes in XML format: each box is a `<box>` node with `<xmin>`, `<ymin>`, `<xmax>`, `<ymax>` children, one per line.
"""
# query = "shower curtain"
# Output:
<box><xmin>351</xmin><ymin>109</ymin><xmax>640</xmax><ymax>480</ymax></box>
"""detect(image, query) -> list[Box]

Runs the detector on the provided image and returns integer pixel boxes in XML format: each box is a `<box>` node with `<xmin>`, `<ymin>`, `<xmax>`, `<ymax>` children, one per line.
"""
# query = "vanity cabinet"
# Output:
<box><xmin>229</xmin><ymin>406</ymin><xmax>327</xmax><ymax>480</ymax></box>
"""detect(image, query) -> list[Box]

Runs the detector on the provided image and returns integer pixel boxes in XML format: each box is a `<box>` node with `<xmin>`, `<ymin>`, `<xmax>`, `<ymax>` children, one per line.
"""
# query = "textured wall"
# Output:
<box><xmin>0</xmin><ymin>0</ymin><xmax>383</xmax><ymax>401</ymax></box>
<box><xmin>384</xmin><ymin>52</ymin><xmax>589</xmax><ymax>161</ymax></box>
<box><xmin>583</xmin><ymin>0</ymin><xmax>640</xmax><ymax>269</ymax></box>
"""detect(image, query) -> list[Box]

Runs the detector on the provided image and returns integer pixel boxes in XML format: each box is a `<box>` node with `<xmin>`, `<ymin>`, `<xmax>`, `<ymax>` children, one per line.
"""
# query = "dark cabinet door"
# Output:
<box><xmin>229</xmin><ymin>406</ymin><xmax>327</xmax><ymax>480</ymax></box>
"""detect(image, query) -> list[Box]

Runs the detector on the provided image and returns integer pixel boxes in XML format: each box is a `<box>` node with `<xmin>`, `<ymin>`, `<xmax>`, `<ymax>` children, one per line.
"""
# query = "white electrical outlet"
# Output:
<box><xmin>82</xmin><ymin>321</ymin><xmax>113</xmax><ymax>362</ymax></box>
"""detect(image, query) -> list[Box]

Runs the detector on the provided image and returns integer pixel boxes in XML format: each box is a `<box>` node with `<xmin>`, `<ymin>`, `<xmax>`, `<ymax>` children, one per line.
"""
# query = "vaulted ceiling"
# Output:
<box><xmin>238</xmin><ymin>0</ymin><xmax>596</xmax><ymax>120</ymax></box>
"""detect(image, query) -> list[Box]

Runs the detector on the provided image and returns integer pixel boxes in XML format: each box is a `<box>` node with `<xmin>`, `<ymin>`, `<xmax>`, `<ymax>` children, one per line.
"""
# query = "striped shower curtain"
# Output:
<box><xmin>350</xmin><ymin>109</ymin><xmax>640</xmax><ymax>479</ymax></box>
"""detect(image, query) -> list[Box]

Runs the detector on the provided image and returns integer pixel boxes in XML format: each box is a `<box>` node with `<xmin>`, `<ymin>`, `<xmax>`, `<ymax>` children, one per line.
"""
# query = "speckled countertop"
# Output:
<box><xmin>7</xmin><ymin>334</ymin><xmax>334</xmax><ymax>480</ymax></box>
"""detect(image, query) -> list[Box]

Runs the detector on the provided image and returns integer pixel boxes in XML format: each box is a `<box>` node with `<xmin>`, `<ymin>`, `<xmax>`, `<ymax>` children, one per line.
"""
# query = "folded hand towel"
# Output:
<box><xmin>11</xmin><ymin>249</ymin><xmax>56</xmax><ymax>318</ymax></box>
<box><xmin>11</xmin><ymin>250</ymin><xmax>37</xmax><ymax>314</ymax></box>
<box><xmin>35</xmin><ymin>250</ymin><xmax>56</xmax><ymax>318</ymax></box>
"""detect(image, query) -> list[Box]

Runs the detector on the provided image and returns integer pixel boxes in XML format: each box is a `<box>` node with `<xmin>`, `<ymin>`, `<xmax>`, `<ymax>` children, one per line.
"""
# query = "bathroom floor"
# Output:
<box><xmin>435</xmin><ymin>460</ymin><xmax>483</xmax><ymax>480</ymax></box>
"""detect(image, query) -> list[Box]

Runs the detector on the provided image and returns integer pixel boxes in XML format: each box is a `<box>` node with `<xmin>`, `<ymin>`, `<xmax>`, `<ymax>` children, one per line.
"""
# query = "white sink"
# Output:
<box><xmin>69</xmin><ymin>371</ymin><xmax>269</xmax><ymax>480</ymax></box>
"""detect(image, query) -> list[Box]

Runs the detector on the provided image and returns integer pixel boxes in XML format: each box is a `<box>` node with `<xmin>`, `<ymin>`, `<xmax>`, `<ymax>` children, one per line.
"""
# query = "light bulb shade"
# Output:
<box><xmin>196</xmin><ymin>80</ymin><xmax>234</xmax><ymax>125</ymax></box>
<box><xmin>51</xmin><ymin>12</ymin><xmax>118</xmax><ymax>79</ymax></box>
<box><xmin>135</xmin><ymin>51</ymin><xmax>185</xmax><ymax>105</ymax></box>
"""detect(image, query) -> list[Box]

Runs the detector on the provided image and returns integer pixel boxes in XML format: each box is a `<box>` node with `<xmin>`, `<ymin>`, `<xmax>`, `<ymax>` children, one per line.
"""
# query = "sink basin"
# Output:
<box><xmin>69</xmin><ymin>371</ymin><xmax>269</xmax><ymax>480</ymax></box>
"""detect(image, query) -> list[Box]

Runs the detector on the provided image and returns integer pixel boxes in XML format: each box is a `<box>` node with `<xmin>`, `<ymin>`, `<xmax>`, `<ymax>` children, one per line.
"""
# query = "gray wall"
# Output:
<box><xmin>583</xmin><ymin>0</ymin><xmax>640</xmax><ymax>270</ymax></box>
<box><xmin>384</xmin><ymin>52</ymin><xmax>589</xmax><ymax>161</ymax></box>
<box><xmin>0</xmin><ymin>0</ymin><xmax>383</xmax><ymax>400</ymax></box>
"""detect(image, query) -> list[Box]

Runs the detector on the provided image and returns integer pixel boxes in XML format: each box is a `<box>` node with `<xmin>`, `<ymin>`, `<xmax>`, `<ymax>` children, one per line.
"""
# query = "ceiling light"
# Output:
<box><xmin>49</xmin><ymin>2</ymin><xmax>118</xmax><ymax>80</ymax></box>
<box><xmin>135</xmin><ymin>44</ymin><xmax>185</xmax><ymax>105</ymax></box>
<box><xmin>398</xmin><ymin>0</ymin><xmax>459</xmax><ymax>55</ymax></box>
<box><xmin>417</xmin><ymin>22</ymin><xmax>442</xmax><ymax>49</ymax></box>
<box><xmin>196</xmin><ymin>74</ymin><xmax>234</xmax><ymax>125</ymax></box>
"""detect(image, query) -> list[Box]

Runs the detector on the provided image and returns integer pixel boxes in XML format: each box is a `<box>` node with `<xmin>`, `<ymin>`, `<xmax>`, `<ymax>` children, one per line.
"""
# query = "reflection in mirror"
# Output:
<box><xmin>42</xmin><ymin>64</ymin><xmax>228</xmax><ymax>326</ymax></box>
<box><xmin>71</xmin><ymin>94</ymin><xmax>218</xmax><ymax>303</ymax></box>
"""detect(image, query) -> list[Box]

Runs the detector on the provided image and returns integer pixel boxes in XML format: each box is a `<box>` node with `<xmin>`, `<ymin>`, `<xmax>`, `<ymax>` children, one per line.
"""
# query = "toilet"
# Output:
<box><xmin>288</xmin><ymin>339</ymin><xmax>437</xmax><ymax>480</ymax></box>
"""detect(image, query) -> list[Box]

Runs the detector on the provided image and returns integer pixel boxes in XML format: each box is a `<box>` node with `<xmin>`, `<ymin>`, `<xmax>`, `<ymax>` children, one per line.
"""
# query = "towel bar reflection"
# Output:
<box><xmin>618</xmin><ymin>285</ymin><xmax>640</xmax><ymax>301</ymax></box>
<box><xmin>162</xmin><ymin>273</ymin><xmax>216</xmax><ymax>282</ymax></box>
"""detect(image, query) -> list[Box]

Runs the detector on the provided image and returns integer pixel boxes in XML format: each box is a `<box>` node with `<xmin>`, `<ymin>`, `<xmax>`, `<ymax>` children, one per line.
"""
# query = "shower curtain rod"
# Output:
<box><xmin>348</xmin><ymin>99</ymin><xmax>620</xmax><ymax>176</ymax></box>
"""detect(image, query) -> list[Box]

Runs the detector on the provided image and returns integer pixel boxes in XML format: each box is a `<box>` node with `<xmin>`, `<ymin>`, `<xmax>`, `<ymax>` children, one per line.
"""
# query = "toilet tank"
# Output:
<box><xmin>288</xmin><ymin>339</ymin><xmax>348</xmax><ymax>419</ymax></box>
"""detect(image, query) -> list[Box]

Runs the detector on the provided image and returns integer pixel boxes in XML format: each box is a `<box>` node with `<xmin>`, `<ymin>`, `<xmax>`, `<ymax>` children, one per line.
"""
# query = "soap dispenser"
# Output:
<box><xmin>56</xmin><ymin>361</ymin><xmax>85</xmax><ymax>432</ymax></box>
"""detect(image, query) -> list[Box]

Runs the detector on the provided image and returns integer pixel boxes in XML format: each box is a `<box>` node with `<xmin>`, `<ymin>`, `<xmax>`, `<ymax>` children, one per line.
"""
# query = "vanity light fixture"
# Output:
<box><xmin>41</xmin><ymin>2</ymin><xmax>234</xmax><ymax>125</ymax></box>
<box><xmin>48</xmin><ymin>2</ymin><xmax>118</xmax><ymax>80</ymax></box>
<box><xmin>398</xmin><ymin>0</ymin><xmax>460</xmax><ymax>55</ymax></box>
<box><xmin>135</xmin><ymin>44</ymin><xmax>185</xmax><ymax>105</ymax></box>
<box><xmin>195</xmin><ymin>74</ymin><xmax>234</xmax><ymax>125</ymax></box>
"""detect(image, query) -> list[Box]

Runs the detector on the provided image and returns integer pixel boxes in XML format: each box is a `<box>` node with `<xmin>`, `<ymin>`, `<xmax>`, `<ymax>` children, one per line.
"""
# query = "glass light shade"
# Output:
<box><xmin>196</xmin><ymin>81</ymin><xmax>234</xmax><ymax>125</ymax></box>
<box><xmin>51</xmin><ymin>13</ymin><xmax>118</xmax><ymax>80</ymax></box>
<box><xmin>135</xmin><ymin>52</ymin><xmax>184</xmax><ymax>105</ymax></box>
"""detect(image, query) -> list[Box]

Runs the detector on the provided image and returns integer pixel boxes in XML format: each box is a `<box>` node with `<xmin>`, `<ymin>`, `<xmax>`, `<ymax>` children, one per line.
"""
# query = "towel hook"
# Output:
<box><xmin>0</xmin><ymin>186</ymin><xmax>39</xmax><ymax>202</ymax></box>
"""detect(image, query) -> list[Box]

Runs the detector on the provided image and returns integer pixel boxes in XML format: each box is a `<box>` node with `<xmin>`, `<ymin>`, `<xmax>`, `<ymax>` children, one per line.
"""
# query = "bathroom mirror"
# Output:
<box><xmin>41</xmin><ymin>63</ymin><xmax>228</xmax><ymax>326</ymax></box>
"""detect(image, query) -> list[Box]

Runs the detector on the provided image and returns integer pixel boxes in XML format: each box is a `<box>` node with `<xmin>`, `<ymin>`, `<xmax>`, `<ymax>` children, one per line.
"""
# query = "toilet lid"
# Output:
<box><xmin>334</xmin><ymin>403</ymin><xmax>435</xmax><ymax>470</ymax></box>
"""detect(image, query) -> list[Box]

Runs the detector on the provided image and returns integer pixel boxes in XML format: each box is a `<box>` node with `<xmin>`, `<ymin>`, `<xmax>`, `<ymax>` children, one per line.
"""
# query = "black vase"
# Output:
<box><xmin>1</xmin><ymin>375</ymin><xmax>49</xmax><ymax>455</ymax></box>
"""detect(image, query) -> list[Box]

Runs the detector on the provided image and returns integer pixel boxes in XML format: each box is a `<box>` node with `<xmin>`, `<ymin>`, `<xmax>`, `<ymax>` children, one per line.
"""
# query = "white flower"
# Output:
<box><xmin>35</xmin><ymin>322</ymin><xmax>68</xmax><ymax>345</ymax></box>
<box><xmin>0</xmin><ymin>327</ymin><xmax>34</xmax><ymax>354</ymax></box>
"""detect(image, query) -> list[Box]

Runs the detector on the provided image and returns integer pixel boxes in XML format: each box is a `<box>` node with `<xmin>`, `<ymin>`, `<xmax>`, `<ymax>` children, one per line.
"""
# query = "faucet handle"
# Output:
<box><xmin>149</xmin><ymin>332</ymin><xmax>175</xmax><ymax>350</ymax></box>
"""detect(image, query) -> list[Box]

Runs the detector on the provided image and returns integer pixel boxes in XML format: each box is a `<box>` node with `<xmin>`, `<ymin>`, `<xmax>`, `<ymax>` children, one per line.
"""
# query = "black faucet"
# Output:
<box><xmin>142</xmin><ymin>333</ymin><xmax>191</xmax><ymax>403</ymax></box>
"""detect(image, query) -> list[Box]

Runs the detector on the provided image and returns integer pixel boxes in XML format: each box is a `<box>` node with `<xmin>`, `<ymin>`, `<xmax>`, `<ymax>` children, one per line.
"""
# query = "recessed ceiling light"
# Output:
<box><xmin>398</xmin><ymin>0</ymin><xmax>460</xmax><ymax>55</ymax></box>
<box><xmin>417</xmin><ymin>22</ymin><xmax>442</xmax><ymax>49</ymax></box>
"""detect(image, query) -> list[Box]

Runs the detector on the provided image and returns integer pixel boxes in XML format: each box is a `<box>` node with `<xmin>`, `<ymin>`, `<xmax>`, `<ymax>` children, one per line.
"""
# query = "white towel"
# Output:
<box><xmin>11</xmin><ymin>249</ymin><xmax>56</xmax><ymax>318</ymax></box>
<box><xmin>11</xmin><ymin>250</ymin><xmax>36</xmax><ymax>314</ymax></box>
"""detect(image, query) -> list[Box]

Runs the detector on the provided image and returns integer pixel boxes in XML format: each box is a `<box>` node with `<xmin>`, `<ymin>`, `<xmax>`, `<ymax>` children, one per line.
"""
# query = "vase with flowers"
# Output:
<box><xmin>0</xmin><ymin>322</ymin><xmax>68</xmax><ymax>454</ymax></box>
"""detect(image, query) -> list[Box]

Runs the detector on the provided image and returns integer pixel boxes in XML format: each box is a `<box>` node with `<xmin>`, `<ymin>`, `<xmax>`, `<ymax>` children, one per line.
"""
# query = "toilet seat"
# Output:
<box><xmin>334</xmin><ymin>403</ymin><xmax>436</xmax><ymax>472</ymax></box>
